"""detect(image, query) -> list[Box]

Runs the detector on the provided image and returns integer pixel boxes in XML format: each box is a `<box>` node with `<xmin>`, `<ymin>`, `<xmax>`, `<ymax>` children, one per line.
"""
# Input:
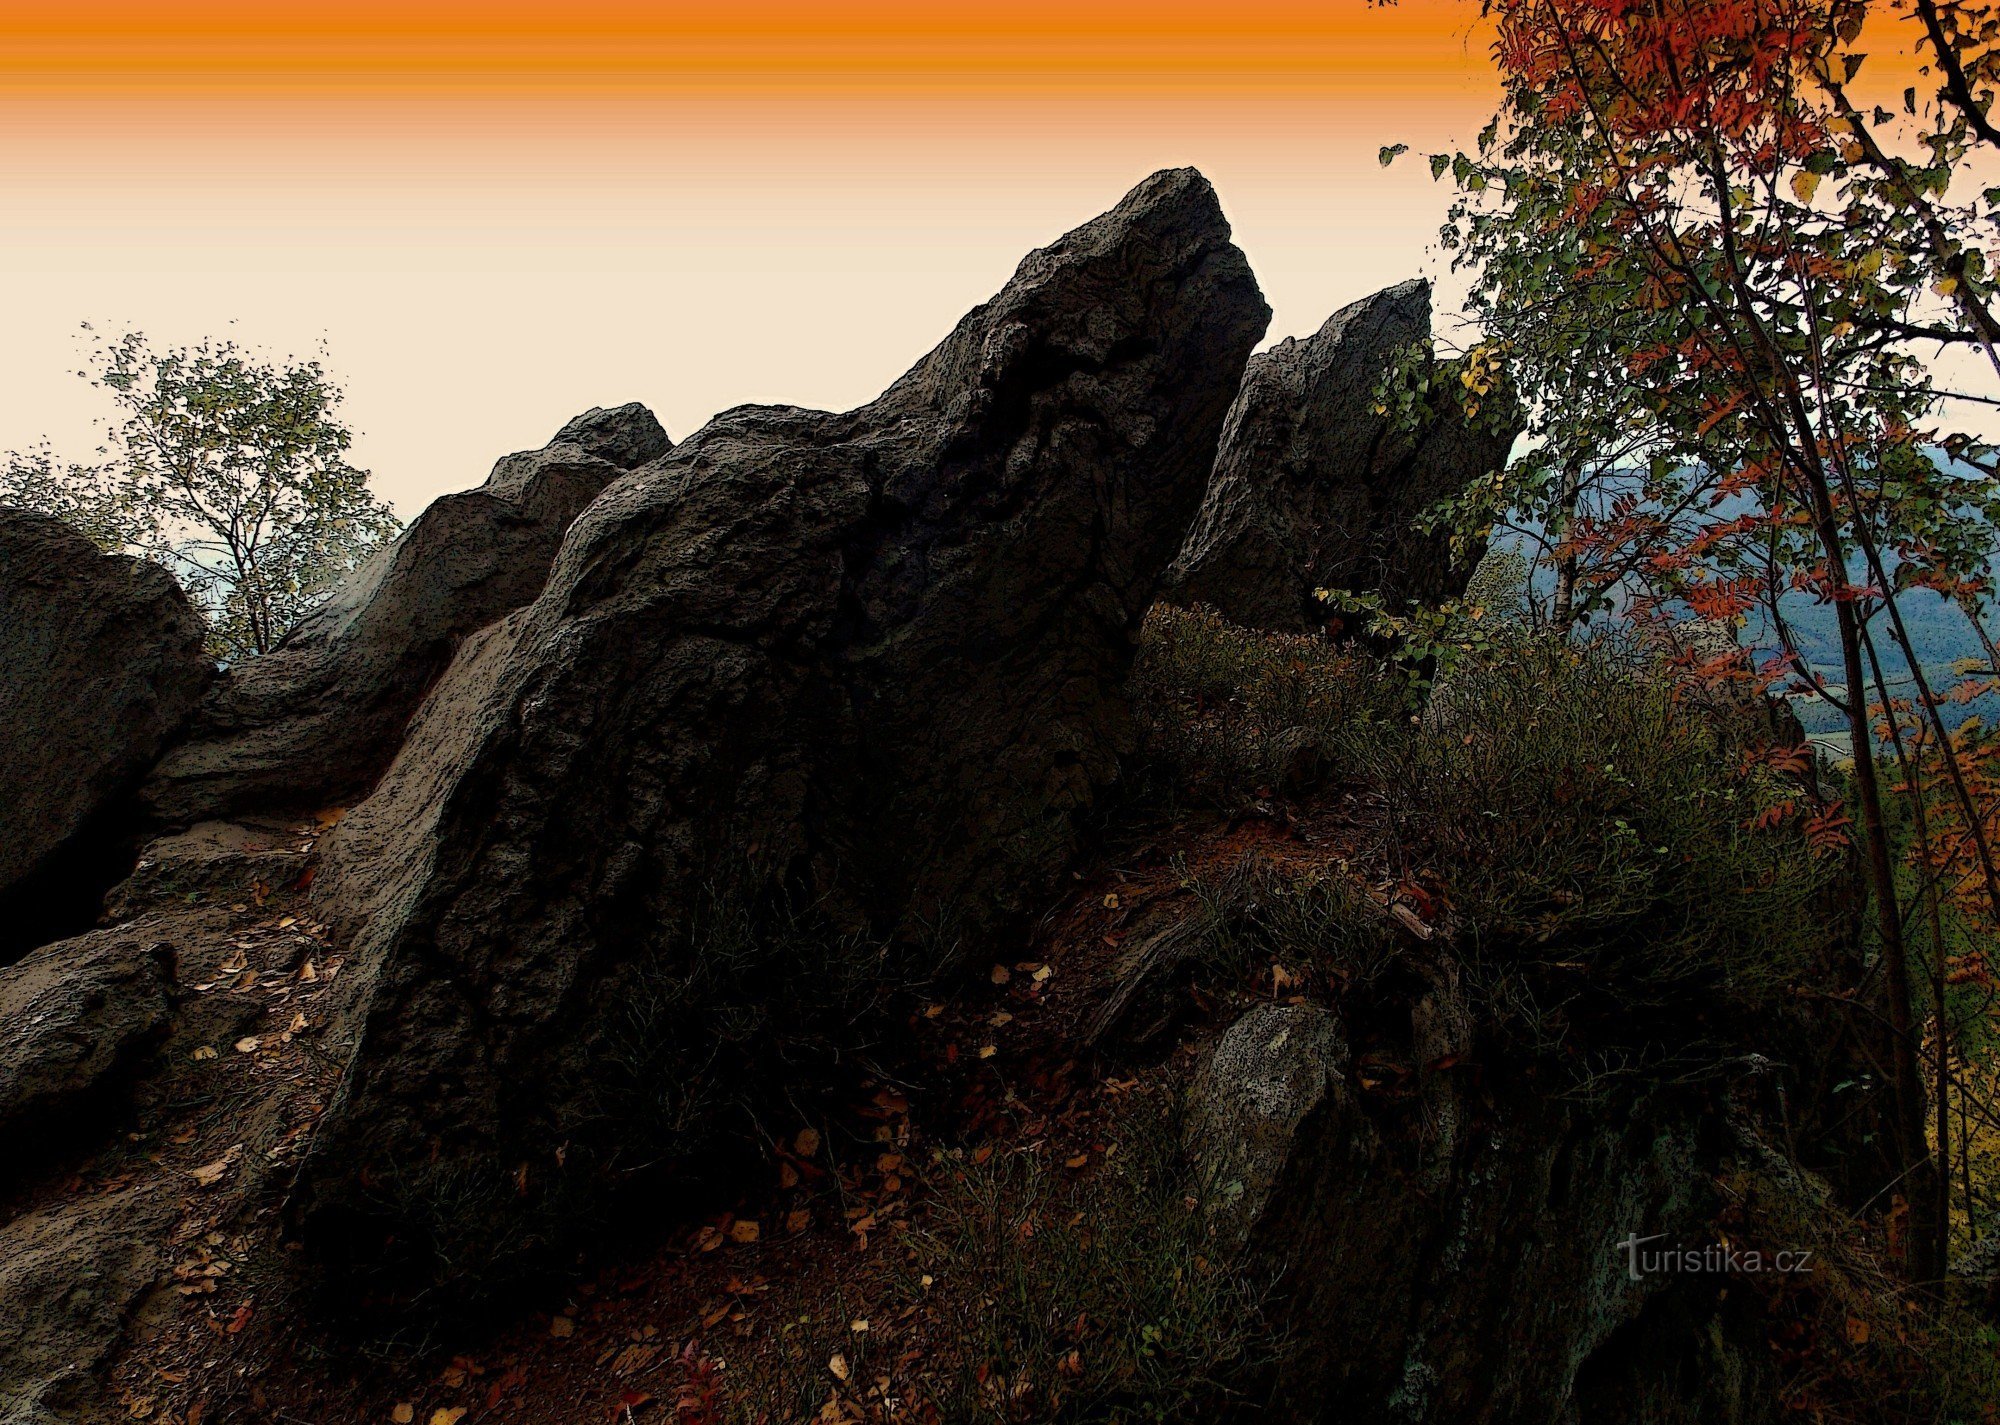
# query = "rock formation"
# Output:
<box><xmin>1186</xmin><ymin>993</ymin><xmax>1775</xmax><ymax>1422</ymax></box>
<box><xmin>0</xmin><ymin>928</ymin><xmax>176</xmax><ymax>1153</ymax></box>
<box><xmin>0</xmin><ymin>510</ymin><xmax>212</xmax><ymax>959</ymax></box>
<box><xmin>1164</xmin><ymin>278</ymin><xmax>1519</xmax><ymax>631</ymax></box>
<box><xmin>138</xmin><ymin>403</ymin><xmax>670</xmax><ymax>826</ymax></box>
<box><xmin>0</xmin><ymin>1185</ymin><xmax>178</xmax><ymax>1425</ymax></box>
<box><xmin>297</xmin><ymin>168</ymin><xmax>1269</xmax><ymax>1295</ymax></box>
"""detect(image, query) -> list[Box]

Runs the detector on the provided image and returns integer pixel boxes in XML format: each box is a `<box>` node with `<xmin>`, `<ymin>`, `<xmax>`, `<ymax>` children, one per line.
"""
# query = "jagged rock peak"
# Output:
<box><xmin>1164</xmin><ymin>277</ymin><xmax>1520</xmax><ymax>631</ymax></box>
<box><xmin>136</xmin><ymin>402</ymin><xmax>671</xmax><ymax>826</ymax></box>
<box><xmin>296</xmin><ymin>167</ymin><xmax>1269</xmax><ymax>1306</ymax></box>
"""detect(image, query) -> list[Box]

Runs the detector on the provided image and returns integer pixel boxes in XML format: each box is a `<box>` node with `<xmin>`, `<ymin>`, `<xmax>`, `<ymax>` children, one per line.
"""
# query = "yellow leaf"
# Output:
<box><xmin>1791</xmin><ymin>169</ymin><xmax>1821</xmax><ymax>203</ymax></box>
<box><xmin>1936</xmin><ymin>275</ymin><xmax>1961</xmax><ymax>297</ymax></box>
<box><xmin>729</xmin><ymin>1219</ymin><xmax>762</xmax><ymax>1244</ymax></box>
<box><xmin>430</xmin><ymin>1410</ymin><xmax>467</xmax><ymax>1425</ymax></box>
<box><xmin>850</xmin><ymin>1318</ymin><xmax>869</xmax><ymax>1333</ymax></box>
<box><xmin>978</xmin><ymin>1045</ymin><xmax>997</xmax><ymax>1059</ymax></box>
<box><xmin>233</xmin><ymin>1037</ymin><xmax>260</xmax><ymax>1054</ymax></box>
<box><xmin>828</xmin><ymin>1353</ymin><xmax>851</xmax><ymax>1382</ymax></box>
<box><xmin>1101</xmin><ymin>892</ymin><xmax>1120</xmax><ymax>909</ymax></box>
<box><xmin>190</xmin><ymin>1046</ymin><xmax>218</xmax><ymax>1061</ymax></box>
<box><xmin>391</xmin><ymin>1407</ymin><xmax>413</xmax><ymax>1424</ymax></box>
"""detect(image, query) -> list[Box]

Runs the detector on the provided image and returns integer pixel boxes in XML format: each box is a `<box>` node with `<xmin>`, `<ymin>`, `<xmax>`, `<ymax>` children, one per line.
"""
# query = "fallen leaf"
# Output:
<box><xmin>1032</xmin><ymin>965</ymin><xmax>1052</xmax><ymax>983</ymax></box>
<box><xmin>828</xmin><ymin>1354</ymin><xmax>851</xmax><ymax>1382</ymax></box>
<box><xmin>729</xmin><ymin>1219</ymin><xmax>761</xmax><ymax>1244</ymax></box>
<box><xmin>430</xmin><ymin>1410</ymin><xmax>467</xmax><ymax>1425</ymax></box>
<box><xmin>794</xmin><ymin>1127</ymin><xmax>821</xmax><ymax>1157</ymax></box>
<box><xmin>989</xmin><ymin>964</ymin><xmax>1011</xmax><ymax>985</ymax></box>
<box><xmin>978</xmin><ymin>1045</ymin><xmax>997</xmax><ymax>1060</ymax></box>
<box><xmin>1101</xmin><ymin>893</ymin><xmax>1120</xmax><ymax>909</ymax></box>
<box><xmin>850</xmin><ymin>1318</ymin><xmax>869</xmax><ymax>1333</ymax></box>
<box><xmin>551</xmin><ymin>1315</ymin><xmax>575</xmax><ymax>1338</ymax></box>
<box><xmin>233</xmin><ymin>1037</ymin><xmax>261</xmax><ymax>1054</ymax></box>
<box><xmin>391</xmin><ymin>1406</ymin><xmax>413</xmax><ymax>1424</ymax></box>
<box><xmin>1065</xmin><ymin>1153</ymin><xmax>1090</xmax><ymax>1169</ymax></box>
<box><xmin>299</xmin><ymin>960</ymin><xmax>318</xmax><ymax>983</ymax></box>
<box><xmin>191</xmin><ymin>1145</ymin><xmax>242</xmax><ymax>1188</ymax></box>
<box><xmin>610</xmin><ymin>1343</ymin><xmax>661</xmax><ymax>1375</ymax></box>
<box><xmin>190</xmin><ymin>1046</ymin><xmax>218</xmax><ymax>1061</ymax></box>
<box><xmin>786</xmin><ymin>1209</ymin><xmax>811</xmax><ymax>1234</ymax></box>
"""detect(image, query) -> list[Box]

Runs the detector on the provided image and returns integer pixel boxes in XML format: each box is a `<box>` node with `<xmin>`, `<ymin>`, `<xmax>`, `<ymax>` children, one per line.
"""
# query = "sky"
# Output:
<box><xmin>0</xmin><ymin>2</ymin><xmax>1502</xmax><ymax>514</ymax></box>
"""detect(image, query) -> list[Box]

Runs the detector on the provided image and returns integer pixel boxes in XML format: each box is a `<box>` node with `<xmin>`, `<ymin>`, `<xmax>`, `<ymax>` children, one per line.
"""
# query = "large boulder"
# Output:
<box><xmin>1164</xmin><ymin>279</ymin><xmax>1518</xmax><ymax>631</ymax></box>
<box><xmin>0</xmin><ymin>510</ymin><xmax>212</xmax><ymax>959</ymax></box>
<box><xmin>298</xmin><ymin>168</ymin><xmax>1269</xmax><ymax>1297</ymax></box>
<box><xmin>138</xmin><ymin>403</ymin><xmax>670</xmax><ymax>826</ymax></box>
<box><xmin>1188</xmin><ymin>997</ymin><xmax>1776</xmax><ymax>1424</ymax></box>
<box><xmin>0</xmin><ymin>1184</ymin><xmax>178</xmax><ymax>1425</ymax></box>
<box><xmin>0</xmin><ymin>927</ymin><xmax>176</xmax><ymax>1157</ymax></box>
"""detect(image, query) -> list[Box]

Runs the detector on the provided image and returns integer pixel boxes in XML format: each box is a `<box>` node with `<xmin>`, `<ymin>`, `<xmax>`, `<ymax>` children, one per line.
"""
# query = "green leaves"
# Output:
<box><xmin>1379</xmin><ymin>143</ymin><xmax>1409</xmax><ymax>166</ymax></box>
<box><xmin>7</xmin><ymin>327</ymin><xmax>401</xmax><ymax>662</ymax></box>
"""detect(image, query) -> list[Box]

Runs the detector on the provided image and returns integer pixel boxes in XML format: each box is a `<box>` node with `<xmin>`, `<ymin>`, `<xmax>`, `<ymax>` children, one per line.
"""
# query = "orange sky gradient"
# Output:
<box><xmin>1</xmin><ymin>2</ymin><xmax>1502</xmax><ymax>512</ymax></box>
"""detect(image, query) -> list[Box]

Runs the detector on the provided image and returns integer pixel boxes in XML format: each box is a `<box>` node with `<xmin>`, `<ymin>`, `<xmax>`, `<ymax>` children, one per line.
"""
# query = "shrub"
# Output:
<box><xmin>1131</xmin><ymin>603</ymin><xmax>1403</xmax><ymax>801</ymax></box>
<box><xmin>1364</xmin><ymin>634</ymin><xmax>1841</xmax><ymax>1013</ymax></box>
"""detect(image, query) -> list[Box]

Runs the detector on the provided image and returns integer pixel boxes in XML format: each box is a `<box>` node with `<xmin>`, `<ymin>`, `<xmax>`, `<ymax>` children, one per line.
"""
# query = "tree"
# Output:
<box><xmin>1</xmin><ymin>328</ymin><xmax>400</xmax><ymax>662</ymax></box>
<box><xmin>1388</xmin><ymin>0</ymin><xmax>2000</xmax><ymax>1282</ymax></box>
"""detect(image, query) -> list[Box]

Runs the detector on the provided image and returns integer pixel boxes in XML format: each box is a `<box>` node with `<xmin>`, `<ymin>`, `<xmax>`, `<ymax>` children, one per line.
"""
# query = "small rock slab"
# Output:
<box><xmin>0</xmin><ymin>927</ymin><xmax>177</xmax><ymax>1157</ymax></box>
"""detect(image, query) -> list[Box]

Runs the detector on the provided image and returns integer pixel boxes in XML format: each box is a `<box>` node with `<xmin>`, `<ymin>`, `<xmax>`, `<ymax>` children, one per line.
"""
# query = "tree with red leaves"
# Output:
<box><xmin>1395</xmin><ymin>0</ymin><xmax>2000</xmax><ymax>1282</ymax></box>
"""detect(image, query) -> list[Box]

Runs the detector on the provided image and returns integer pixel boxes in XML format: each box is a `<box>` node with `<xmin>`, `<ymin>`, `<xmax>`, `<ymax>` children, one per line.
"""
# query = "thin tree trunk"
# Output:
<box><xmin>1549</xmin><ymin>456</ymin><xmax>1584</xmax><ymax>633</ymax></box>
<box><xmin>1805</xmin><ymin>478</ymin><xmax>1941</xmax><ymax>1284</ymax></box>
<box><xmin>1863</xmin><ymin>625</ymin><xmax>1955</xmax><ymax>1277</ymax></box>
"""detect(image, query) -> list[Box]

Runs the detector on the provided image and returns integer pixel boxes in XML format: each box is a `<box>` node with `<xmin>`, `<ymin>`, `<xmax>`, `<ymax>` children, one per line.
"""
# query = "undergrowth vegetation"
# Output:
<box><xmin>1130</xmin><ymin>603</ymin><xmax>1402</xmax><ymax>801</ymax></box>
<box><xmin>900</xmin><ymin>1100</ymin><xmax>1274</xmax><ymax>1424</ymax></box>
<box><xmin>1134</xmin><ymin>603</ymin><xmax>1842</xmax><ymax>1028</ymax></box>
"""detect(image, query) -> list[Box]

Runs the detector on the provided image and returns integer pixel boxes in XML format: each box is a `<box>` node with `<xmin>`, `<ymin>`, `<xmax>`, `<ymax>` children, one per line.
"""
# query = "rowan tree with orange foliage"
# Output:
<box><xmin>1393</xmin><ymin>0</ymin><xmax>2000</xmax><ymax>1283</ymax></box>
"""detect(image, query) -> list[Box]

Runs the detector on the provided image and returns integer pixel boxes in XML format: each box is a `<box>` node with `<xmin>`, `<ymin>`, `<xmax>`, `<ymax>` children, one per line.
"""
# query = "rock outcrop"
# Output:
<box><xmin>298</xmin><ymin>168</ymin><xmax>1269</xmax><ymax>1297</ymax></box>
<box><xmin>0</xmin><ymin>1185</ymin><xmax>178</xmax><ymax>1425</ymax></box>
<box><xmin>0</xmin><ymin>928</ymin><xmax>176</xmax><ymax>1155</ymax></box>
<box><xmin>138</xmin><ymin>404</ymin><xmax>670</xmax><ymax>826</ymax></box>
<box><xmin>1188</xmin><ymin>994</ymin><xmax>1773</xmax><ymax>1423</ymax></box>
<box><xmin>0</xmin><ymin>510</ymin><xmax>212</xmax><ymax>959</ymax></box>
<box><xmin>1164</xmin><ymin>279</ymin><xmax>1518</xmax><ymax>631</ymax></box>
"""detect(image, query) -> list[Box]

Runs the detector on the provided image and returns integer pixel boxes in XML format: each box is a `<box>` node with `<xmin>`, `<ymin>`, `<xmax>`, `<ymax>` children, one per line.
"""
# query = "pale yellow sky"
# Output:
<box><xmin>2</xmin><ymin>79</ymin><xmax>1498</xmax><ymax>514</ymax></box>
